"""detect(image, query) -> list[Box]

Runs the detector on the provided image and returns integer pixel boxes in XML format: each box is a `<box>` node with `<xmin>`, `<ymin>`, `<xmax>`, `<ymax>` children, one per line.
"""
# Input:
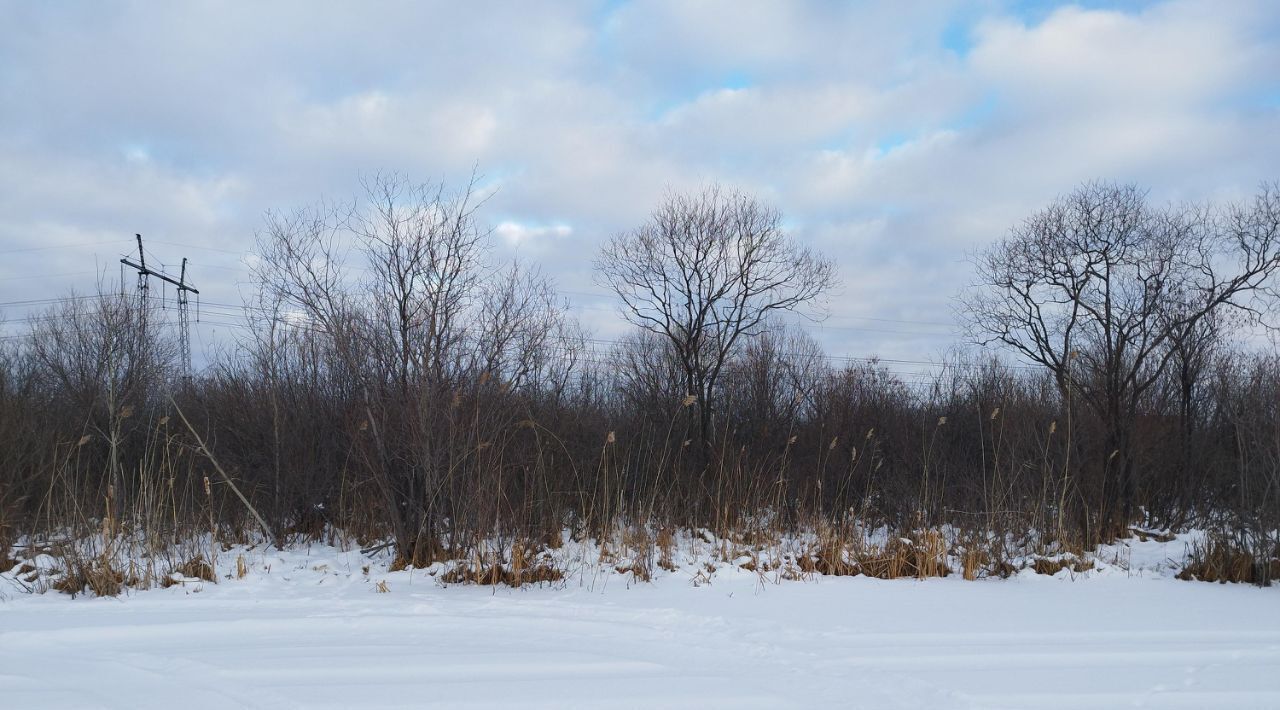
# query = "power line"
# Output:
<box><xmin>0</xmin><ymin>317</ymin><xmax>1033</xmax><ymax>389</ymax></box>
<box><xmin>179</xmin><ymin>305</ymin><xmax>1030</xmax><ymax>372</ymax></box>
<box><xmin>145</xmin><ymin>239</ymin><xmax>251</xmax><ymax>256</ymax></box>
<box><xmin>3</xmin><ymin>237</ymin><xmax>959</xmax><ymax>329</ymax></box>
<box><xmin>124</xmin><ymin>238</ymin><xmax>964</xmax><ymax>331</ymax></box>
<box><xmin>2</xmin><ymin>243</ymin><xmax>962</xmax><ymax>337</ymax></box>
<box><xmin>0</xmin><ymin>294</ymin><xmax>102</xmax><ymax>308</ymax></box>
<box><xmin>0</xmin><ymin>235</ymin><xmax>1008</xmax><ymax>377</ymax></box>
<box><xmin>2</xmin><ymin>293</ymin><xmax>1020</xmax><ymax>372</ymax></box>
<box><xmin>0</xmin><ymin>271</ymin><xmax>98</xmax><ymax>283</ymax></box>
<box><xmin>0</xmin><ymin>239</ymin><xmax>134</xmax><ymax>256</ymax></box>
<box><xmin>0</xmin><ymin>291</ymin><xmax>983</xmax><ymax>369</ymax></box>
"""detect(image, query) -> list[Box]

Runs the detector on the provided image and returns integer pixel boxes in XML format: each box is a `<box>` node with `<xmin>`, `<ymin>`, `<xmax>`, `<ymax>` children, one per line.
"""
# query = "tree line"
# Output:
<box><xmin>1</xmin><ymin>176</ymin><xmax>1277</xmax><ymax>577</ymax></box>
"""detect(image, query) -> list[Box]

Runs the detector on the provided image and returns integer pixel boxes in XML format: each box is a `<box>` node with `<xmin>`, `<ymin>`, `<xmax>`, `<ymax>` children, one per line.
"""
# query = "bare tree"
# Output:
<box><xmin>355</xmin><ymin>175</ymin><xmax>487</xmax><ymax>391</ymax></box>
<box><xmin>611</xmin><ymin>329</ymin><xmax>687</xmax><ymax>419</ymax></box>
<box><xmin>475</xmin><ymin>261</ymin><xmax>582</xmax><ymax>396</ymax></box>
<box><xmin>254</xmin><ymin>174</ymin><xmax>492</xmax><ymax>562</ymax></box>
<box><xmin>962</xmin><ymin>181</ymin><xmax>1280</xmax><ymax>526</ymax></box>
<box><xmin>253</xmin><ymin>173</ymin><xmax>588</xmax><ymax>565</ymax></box>
<box><xmin>595</xmin><ymin>185</ymin><xmax>836</xmax><ymax>457</ymax></box>
<box><xmin>28</xmin><ymin>290</ymin><xmax>178</xmax><ymax>520</ymax></box>
<box><xmin>721</xmin><ymin>323</ymin><xmax>827</xmax><ymax>441</ymax></box>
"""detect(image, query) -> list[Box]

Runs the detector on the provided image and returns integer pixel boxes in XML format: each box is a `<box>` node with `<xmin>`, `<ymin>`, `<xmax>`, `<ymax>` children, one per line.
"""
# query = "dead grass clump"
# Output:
<box><xmin>988</xmin><ymin>559</ymin><xmax>1020</xmax><ymax>578</ymax></box>
<box><xmin>724</xmin><ymin>526</ymin><xmax>779</xmax><ymax>550</ymax></box>
<box><xmin>515</xmin><ymin>563</ymin><xmax>565</xmax><ymax>585</ymax></box>
<box><xmin>656</xmin><ymin>526</ymin><xmax>678</xmax><ymax>572</ymax></box>
<box><xmin>850</xmin><ymin>545</ymin><xmax>902</xmax><ymax>579</ymax></box>
<box><xmin>954</xmin><ymin>533</ymin><xmax>1020</xmax><ymax>580</ymax></box>
<box><xmin>161</xmin><ymin>556</ymin><xmax>217</xmax><ymax>587</ymax></box>
<box><xmin>912</xmin><ymin>529</ymin><xmax>948</xmax><ymax>578</ymax></box>
<box><xmin>855</xmin><ymin>529</ymin><xmax>950</xmax><ymax>580</ymax></box>
<box><xmin>387</xmin><ymin>536</ymin><xmax>451</xmax><ymax>572</ymax></box>
<box><xmin>1178</xmin><ymin>531</ymin><xmax>1279</xmax><ymax>585</ymax></box>
<box><xmin>179</xmin><ymin>556</ymin><xmax>217</xmax><ymax>582</ymax></box>
<box><xmin>53</xmin><ymin>550</ymin><xmax>125</xmax><ymax>598</ymax></box>
<box><xmin>960</xmin><ymin>547</ymin><xmax>987</xmax><ymax>581</ymax></box>
<box><xmin>0</xmin><ymin>525</ymin><xmax>14</xmax><ymax>572</ymax></box>
<box><xmin>808</xmin><ymin>525</ymin><xmax>859</xmax><ymax>576</ymax></box>
<box><xmin>795</xmin><ymin>553</ymin><xmax>818</xmax><ymax>574</ymax></box>
<box><xmin>1130</xmin><ymin>528</ymin><xmax>1176</xmax><ymax>543</ymax></box>
<box><xmin>1030</xmin><ymin>555</ymin><xmax>1093</xmax><ymax>576</ymax></box>
<box><xmin>440</xmin><ymin>560</ymin><xmax>564</xmax><ymax>587</ymax></box>
<box><xmin>507</xmin><ymin>540</ymin><xmax>563</xmax><ymax>585</ymax></box>
<box><xmin>1032</xmin><ymin>558</ymin><xmax>1065</xmax><ymax>575</ymax></box>
<box><xmin>620</xmin><ymin>525</ymin><xmax>655</xmax><ymax>580</ymax></box>
<box><xmin>615</xmin><ymin>563</ymin><xmax>652</xmax><ymax>582</ymax></box>
<box><xmin>439</xmin><ymin>543</ymin><xmax>564</xmax><ymax>587</ymax></box>
<box><xmin>544</xmin><ymin>528</ymin><xmax>564</xmax><ymax>549</ymax></box>
<box><xmin>780</xmin><ymin>558</ymin><xmax>810</xmax><ymax>581</ymax></box>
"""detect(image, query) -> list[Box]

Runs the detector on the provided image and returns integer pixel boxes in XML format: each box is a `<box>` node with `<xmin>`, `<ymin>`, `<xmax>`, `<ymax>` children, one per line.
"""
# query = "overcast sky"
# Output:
<box><xmin>2</xmin><ymin>1</ymin><xmax>1278</xmax><ymax>378</ymax></box>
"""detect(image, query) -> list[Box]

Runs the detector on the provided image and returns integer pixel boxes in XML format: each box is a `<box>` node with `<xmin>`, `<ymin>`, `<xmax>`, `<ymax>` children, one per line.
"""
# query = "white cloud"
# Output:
<box><xmin>0</xmin><ymin>0</ymin><xmax>1276</xmax><ymax>363</ymax></box>
<box><xmin>494</xmin><ymin>221</ymin><xmax>572</xmax><ymax>249</ymax></box>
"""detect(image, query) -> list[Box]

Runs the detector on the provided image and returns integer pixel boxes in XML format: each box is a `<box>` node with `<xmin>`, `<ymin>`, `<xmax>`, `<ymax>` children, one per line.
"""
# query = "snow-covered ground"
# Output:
<box><xmin>2</xmin><ymin>535</ymin><xmax>1278</xmax><ymax>709</ymax></box>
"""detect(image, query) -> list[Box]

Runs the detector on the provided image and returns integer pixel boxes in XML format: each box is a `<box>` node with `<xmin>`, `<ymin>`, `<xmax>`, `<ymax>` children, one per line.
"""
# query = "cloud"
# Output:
<box><xmin>0</xmin><ymin>0</ymin><xmax>1277</xmax><ymax>367</ymax></box>
<box><xmin>494</xmin><ymin>221</ymin><xmax>572</xmax><ymax>250</ymax></box>
<box><xmin>971</xmin><ymin>2</ymin><xmax>1273</xmax><ymax>112</ymax></box>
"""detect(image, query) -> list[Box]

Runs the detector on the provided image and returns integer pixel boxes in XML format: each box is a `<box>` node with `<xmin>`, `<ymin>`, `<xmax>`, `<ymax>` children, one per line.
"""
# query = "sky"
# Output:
<box><xmin>1</xmin><ymin>0</ymin><xmax>1278</xmax><ymax>380</ymax></box>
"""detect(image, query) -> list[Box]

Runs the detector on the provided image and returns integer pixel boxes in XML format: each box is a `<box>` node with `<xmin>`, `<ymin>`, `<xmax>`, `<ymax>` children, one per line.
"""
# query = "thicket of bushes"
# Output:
<box><xmin>1</xmin><ymin>177</ymin><xmax>1278</xmax><ymax>587</ymax></box>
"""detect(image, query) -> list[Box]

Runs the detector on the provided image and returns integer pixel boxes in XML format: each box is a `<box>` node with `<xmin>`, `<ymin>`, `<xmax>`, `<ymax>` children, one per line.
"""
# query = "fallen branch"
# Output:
<box><xmin>360</xmin><ymin>541</ymin><xmax>395</xmax><ymax>556</ymax></box>
<box><xmin>171</xmin><ymin>397</ymin><xmax>281</xmax><ymax>551</ymax></box>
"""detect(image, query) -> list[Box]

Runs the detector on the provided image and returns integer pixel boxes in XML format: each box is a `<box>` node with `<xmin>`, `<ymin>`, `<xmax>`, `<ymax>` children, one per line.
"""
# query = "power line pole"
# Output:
<box><xmin>177</xmin><ymin>256</ymin><xmax>193</xmax><ymax>376</ymax></box>
<box><xmin>120</xmin><ymin>234</ymin><xmax>200</xmax><ymax>376</ymax></box>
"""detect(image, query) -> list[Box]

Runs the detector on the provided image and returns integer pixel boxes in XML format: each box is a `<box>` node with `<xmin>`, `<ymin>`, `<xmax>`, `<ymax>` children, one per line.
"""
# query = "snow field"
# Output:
<box><xmin>2</xmin><ymin>533</ymin><xmax>1278</xmax><ymax>709</ymax></box>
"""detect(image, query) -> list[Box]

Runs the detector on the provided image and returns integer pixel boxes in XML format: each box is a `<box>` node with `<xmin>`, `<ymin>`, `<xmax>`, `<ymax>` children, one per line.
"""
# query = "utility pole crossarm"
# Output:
<box><xmin>119</xmin><ymin>257</ymin><xmax>200</xmax><ymax>294</ymax></box>
<box><xmin>119</xmin><ymin>234</ymin><xmax>198</xmax><ymax>294</ymax></box>
<box><xmin>119</xmin><ymin>233</ymin><xmax>199</xmax><ymax>377</ymax></box>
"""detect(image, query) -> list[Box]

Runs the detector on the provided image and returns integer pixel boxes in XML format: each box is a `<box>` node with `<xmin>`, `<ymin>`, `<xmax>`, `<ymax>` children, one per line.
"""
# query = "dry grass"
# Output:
<box><xmin>439</xmin><ymin>540</ymin><xmax>565</xmax><ymax>587</ymax></box>
<box><xmin>787</xmin><ymin>524</ymin><xmax>955</xmax><ymax>580</ymax></box>
<box><xmin>613</xmin><ymin>562</ymin><xmax>652</xmax><ymax>582</ymax></box>
<box><xmin>960</xmin><ymin>546</ymin><xmax>987</xmax><ymax>581</ymax></box>
<box><xmin>802</xmin><ymin>523</ymin><xmax>858</xmax><ymax>576</ymax></box>
<box><xmin>178</xmin><ymin>556</ymin><xmax>217</xmax><ymax>582</ymax></box>
<box><xmin>0</xmin><ymin>517</ymin><xmax>14</xmax><ymax>572</ymax></box>
<box><xmin>855</xmin><ymin>529</ymin><xmax>950</xmax><ymax>580</ymax></box>
<box><xmin>656</xmin><ymin>526</ymin><xmax>678</xmax><ymax>572</ymax></box>
<box><xmin>159</xmin><ymin>555</ymin><xmax>217</xmax><ymax>587</ymax></box>
<box><xmin>620</xmin><ymin>525</ymin><xmax>654</xmax><ymax>581</ymax></box>
<box><xmin>35</xmin><ymin>517</ymin><xmax>1280</xmax><ymax>598</ymax></box>
<box><xmin>1129</xmin><ymin>527</ymin><xmax>1176</xmax><ymax>543</ymax></box>
<box><xmin>1178</xmin><ymin>531</ymin><xmax>1280</xmax><ymax>585</ymax></box>
<box><xmin>1030</xmin><ymin>555</ymin><xmax>1093</xmax><ymax>575</ymax></box>
<box><xmin>52</xmin><ymin>546</ymin><xmax>127</xmax><ymax>598</ymax></box>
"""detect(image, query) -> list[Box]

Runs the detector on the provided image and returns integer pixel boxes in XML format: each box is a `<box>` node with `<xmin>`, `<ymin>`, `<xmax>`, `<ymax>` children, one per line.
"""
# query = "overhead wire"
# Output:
<box><xmin>0</xmin><ymin>291</ymin><xmax>1026</xmax><ymax>374</ymax></box>
<box><xmin>0</xmin><ymin>239</ymin><xmax>134</xmax><ymax>256</ymax></box>
<box><xmin>0</xmin><ymin>237</ymin><xmax>1027</xmax><ymax>384</ymax></box>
